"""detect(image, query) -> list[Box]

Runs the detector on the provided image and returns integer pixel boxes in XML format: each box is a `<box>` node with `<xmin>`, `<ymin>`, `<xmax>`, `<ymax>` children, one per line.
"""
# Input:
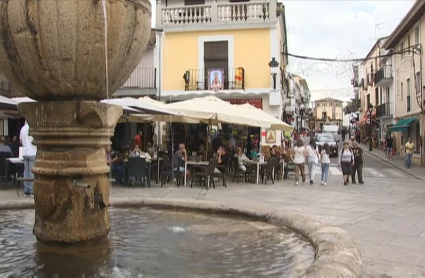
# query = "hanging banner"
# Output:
<box><xmin>224</xmin><ymin>98</ymin><xmax>263</xmax><ymax>109</ymax></box>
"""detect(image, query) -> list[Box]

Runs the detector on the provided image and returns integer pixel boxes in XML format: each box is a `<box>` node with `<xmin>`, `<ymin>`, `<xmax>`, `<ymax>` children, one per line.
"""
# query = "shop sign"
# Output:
<box><xmin>224</xmin><ymin>98</ymin><xmax>263</xmax><ymax>109</ymax></box>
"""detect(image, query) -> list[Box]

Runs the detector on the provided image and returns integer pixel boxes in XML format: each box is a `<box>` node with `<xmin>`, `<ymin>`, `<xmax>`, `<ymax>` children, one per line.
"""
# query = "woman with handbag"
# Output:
<box><xmin>306</xmin><ymin>139</ymin><xmax>320</xmax><ymax>185</ymax></box>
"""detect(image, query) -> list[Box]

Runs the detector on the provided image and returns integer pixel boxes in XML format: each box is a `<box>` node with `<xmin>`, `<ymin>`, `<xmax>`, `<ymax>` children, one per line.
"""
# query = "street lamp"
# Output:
<box><xmin>268</xmin><ymin>57</ymin><xmax>279</xmax><ymax>90</ymax></box>
<box><xmin>282</xmin><ymin>106</ymin><xmax>287</xmax><ymax>123</ymax></box>
<box><xmin>368</xmin><ymin>103</ymin><xmax>374</xmax><ymax>151</ymax></box>
<box><xmin>299</xmin><ymin>103</ymin><xmax>305</xmax><ymax>130</ymax></box>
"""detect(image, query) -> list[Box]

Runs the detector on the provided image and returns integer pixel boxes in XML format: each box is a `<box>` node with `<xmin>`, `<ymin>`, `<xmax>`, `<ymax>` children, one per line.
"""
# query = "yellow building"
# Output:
<box><xmin>156</xmin><ymin>0</ymin><xmax>289</xmax><ymax>146</ymax></box>
<box><xmin>383</xmin><ymin>0</ymin><xmax>425</xmax><ymax>166</ymax></box>
<box><xmin>314</xmin><ymin>98</ymin><xmax>343</xmax><ymax>129</ymax></box>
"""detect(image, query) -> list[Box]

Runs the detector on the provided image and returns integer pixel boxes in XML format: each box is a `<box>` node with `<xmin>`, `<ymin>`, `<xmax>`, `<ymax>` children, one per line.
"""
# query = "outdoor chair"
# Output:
<box><xmin>191</xmin><ymin>158</ymin><xmax>217</xmax><ymax>189</ymax></box>
<box><xmin>260</xmin><ymin>157</ymin><xmax>280</xmax><ymax>185</ymax></box>
<box><xmin>160</xmin><ymin>155</ymin><xmax>183</xmax><ymax>187</ymax></box>
<box><xmin>127</xmin><ymin>157</ymin><xmax>147</xmax><ymax>187</ymax></box>
<box><xmin>212</xmin><ymin>159</ymin><xmax>230</xmax><ymax>188</ymax></box>
<box><xmin>0</xmin><ymin>152</ymin><xmax>12</xmax><ymax>188</ymax></box>
<box><xmin>231</xmin><ymin>157</ymin><xmax>249</xmax><ymax>183</ymax></box>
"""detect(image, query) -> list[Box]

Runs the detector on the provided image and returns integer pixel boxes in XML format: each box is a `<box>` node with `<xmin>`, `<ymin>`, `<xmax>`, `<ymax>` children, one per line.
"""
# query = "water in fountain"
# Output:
<box><xmin>100</xmin><ymin>0</ymin><xmax>120</xmax><ymax>272</ymax></box>
<box><xmin>0</xmin><ymin>208</ymin><xmax>315</xmax><ymax>277</ymax></box>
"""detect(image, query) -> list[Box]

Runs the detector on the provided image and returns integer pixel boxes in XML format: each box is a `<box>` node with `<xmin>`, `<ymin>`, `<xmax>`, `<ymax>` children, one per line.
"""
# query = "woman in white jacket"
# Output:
<box><xmin>306</xmin><ymin>139</ymin><xmax>319</xmax><ymax>185</ymax></box>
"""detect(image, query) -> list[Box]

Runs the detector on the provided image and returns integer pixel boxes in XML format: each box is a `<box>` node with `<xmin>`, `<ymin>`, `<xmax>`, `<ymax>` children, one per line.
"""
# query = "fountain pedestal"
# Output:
<box><xmin>18</xmin><ymin>101</ymin><xmax>122</xmax><ymax>245</ymax></box>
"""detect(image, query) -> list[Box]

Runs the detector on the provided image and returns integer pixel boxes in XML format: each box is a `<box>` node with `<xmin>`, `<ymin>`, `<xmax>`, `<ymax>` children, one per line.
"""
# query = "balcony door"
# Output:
<box><xmin>204</xmin><ymin>41</ymin><xmax>228</xmax><ymax>90</ymax></box>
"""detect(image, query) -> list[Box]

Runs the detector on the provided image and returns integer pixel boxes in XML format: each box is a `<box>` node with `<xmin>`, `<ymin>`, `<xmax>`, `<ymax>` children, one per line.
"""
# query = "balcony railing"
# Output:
<box><xmin>183</xmin><ymin>68</ymin><xmax>245</xmax><ymax>91</ymax></box>
<box><xmin>374</xmin><ymin>66</ymin><xmax>393</xmax><ymax>86</ymax></box>
<box><xmin>159</xmin><ymin>1</ymin><xmax>275</xmax><ymax>28</ymax></box>
<box><xmin>376</xmin><ymin>103</ymin><xmax>392</xmax><ymax>118</ymax></box>
<box><xmin>121</xmin><ymin>67</ymin><xmax>156</xmax><ymax>89</ymax></box>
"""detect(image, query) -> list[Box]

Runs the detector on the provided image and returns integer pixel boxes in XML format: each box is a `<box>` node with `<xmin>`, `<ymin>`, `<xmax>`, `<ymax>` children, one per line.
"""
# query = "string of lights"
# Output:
<box><xmin>282</xmin><ymin>45</ymin><xmax>420</xmax><ymax>63</ymax></box>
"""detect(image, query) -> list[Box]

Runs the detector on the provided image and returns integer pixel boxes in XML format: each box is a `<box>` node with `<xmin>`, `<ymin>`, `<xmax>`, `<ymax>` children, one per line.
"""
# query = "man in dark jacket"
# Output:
<box><xmin>351</xmin><ymin>143</ymin><xmax>364</xmax><ymax>184</ymax></box>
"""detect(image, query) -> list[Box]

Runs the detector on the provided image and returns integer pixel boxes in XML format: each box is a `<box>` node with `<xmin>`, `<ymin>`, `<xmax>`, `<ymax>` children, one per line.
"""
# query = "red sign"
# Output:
<box><xmin>224</xmin><ymin>98</ymin><xmax>263</xmax><ymax>109</ymax></box>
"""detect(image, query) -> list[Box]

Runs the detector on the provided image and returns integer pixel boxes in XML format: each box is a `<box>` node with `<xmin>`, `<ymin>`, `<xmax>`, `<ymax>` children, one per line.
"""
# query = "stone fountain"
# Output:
<box><xmin>0</xmin><ymin>0</ymin><xmax>151</xmax><ymax>244</ymax></box>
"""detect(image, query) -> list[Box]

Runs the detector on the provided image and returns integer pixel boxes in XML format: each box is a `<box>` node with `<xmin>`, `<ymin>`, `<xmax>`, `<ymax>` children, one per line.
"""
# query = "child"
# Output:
<box><xmin>320</xmin><ymin>143</ymin><xmax>331</xmax><ymax>185</ymax></box>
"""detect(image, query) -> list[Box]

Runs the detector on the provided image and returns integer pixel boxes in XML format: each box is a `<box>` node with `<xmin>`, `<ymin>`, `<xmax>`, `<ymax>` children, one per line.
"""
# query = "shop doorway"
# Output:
<box><xmin>7</xmin><ymin>118</ymin><xmax>25</xmax><ymax>139</ymax></box>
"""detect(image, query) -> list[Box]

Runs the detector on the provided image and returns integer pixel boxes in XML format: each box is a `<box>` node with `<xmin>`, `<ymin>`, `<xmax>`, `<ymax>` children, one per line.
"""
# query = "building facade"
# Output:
<box><xmin>314</xmin><ymin>98</ymin><xmax>343</xmax><ymax>129</ymax></box>
<box><xmin>156</xmin><ymin>0</ymin><xmax>289</xmax><ymax>146</ymax></box>
<box><xmin>382</xmin><ymin>0</ymin><xmax>425</xmax><ymax>166</ymax></box>
<box><xmin>113</xmin><ymin>31</ymin><xmax>158</xmax><ymax>98</ymax></box>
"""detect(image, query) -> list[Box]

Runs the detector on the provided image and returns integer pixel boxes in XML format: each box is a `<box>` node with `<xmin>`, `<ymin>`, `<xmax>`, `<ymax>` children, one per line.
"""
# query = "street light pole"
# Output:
<box><xmin>299</xmin><ymin>104</ymin><xmax>305</xmax><ymax>130</ymax></box>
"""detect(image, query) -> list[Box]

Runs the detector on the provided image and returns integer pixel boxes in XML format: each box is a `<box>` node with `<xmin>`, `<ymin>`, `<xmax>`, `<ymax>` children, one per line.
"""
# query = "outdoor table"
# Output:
<box><xmin>184</xmin><ymin>160</ymin><xmax>209</xmax><ymax>187</ymax></box>
<box><xmin>5</xmin><ymin>157</ymin><xmax>23</xmax><ymax>186</ymax></box>
<box><xmin>244</xmin><ymin>160</ymin><xmax>268</xmax><ymax>184</ymax></box>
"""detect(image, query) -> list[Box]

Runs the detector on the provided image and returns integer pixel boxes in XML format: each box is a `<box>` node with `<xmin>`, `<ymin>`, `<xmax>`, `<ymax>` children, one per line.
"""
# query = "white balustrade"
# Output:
<box><xmin>159</xmin><ymin>1</ymin><xmax>273</xmax><ymax>27</ymax></box>
<box><xmin>161</xmin><ymin>5</ymin><xmax>212</xmax><ymax>26</ymax></box>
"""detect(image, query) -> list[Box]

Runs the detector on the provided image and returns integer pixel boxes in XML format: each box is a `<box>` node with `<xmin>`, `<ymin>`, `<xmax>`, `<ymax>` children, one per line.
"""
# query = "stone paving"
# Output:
<box><xmin>359</xmin><ymin>142</ymin><xmax>425</xmax><ymax>181</ymax></box>
<box><xmin>1</xmin><ymin>153</ymin><xmax>425</xmax><ymax>277</ymax></box>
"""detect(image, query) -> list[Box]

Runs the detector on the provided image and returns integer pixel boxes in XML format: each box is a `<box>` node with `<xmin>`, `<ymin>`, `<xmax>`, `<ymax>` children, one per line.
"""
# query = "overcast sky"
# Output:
<box><xmin>284</xmin><ymin>0</ymin><xmax>415</xmax><ymax>100</ymax></box>
<box><xmin>150</xmin><ymin>1</ymin><xmax>415</xmax><ymax>100</ymax></box>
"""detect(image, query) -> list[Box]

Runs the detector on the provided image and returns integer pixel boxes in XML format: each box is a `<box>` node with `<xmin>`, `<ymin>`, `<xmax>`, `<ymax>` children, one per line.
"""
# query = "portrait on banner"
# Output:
<box><xmin>266</xmin><ymin>129</ymin><xmax>276</xmax><ymax>143</ymax></box>
<box><xmin>208</xmin><ymin>68</ymin><xmax>224</xmax><ymax>91</ymax></box>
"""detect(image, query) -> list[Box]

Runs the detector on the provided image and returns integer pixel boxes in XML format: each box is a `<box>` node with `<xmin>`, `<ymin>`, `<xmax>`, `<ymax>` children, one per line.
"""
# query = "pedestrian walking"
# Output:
<box><xmin>292</xmin><ymin>139</ymin><xmax>307</xmax><ymax>185</ymax></box>
<box><xmin>20</xmin><ymin>121</ymin><xmax>37</xmax><ymax>197</ymax></box>
<box><xmin>385</xmin><ymin>135</ymin><xmax>394</xmax><ymax>160</ymax></box>
<box><xmin>351</xmin><ymin>143</ymin><xmax>364</xmax><ymax>184</ymax></box>
<box><xmin>306</xmin><ymin>139</ymin><xmax>319</xmax><ymax>185</ymax></box>
<box><xmin>338</xmin><ymin>142</ymin><xmax>354</xmax><ymax>186</ymax></box>
<box><xmin>405</xmin><ymin>137</ymin><xmax>415</xmax><ymax>168</ymax></box>
<box><xmin>355</xmin><ymin>129</ymin><xmax>361</xmax><ymax>143</ymax></box>
<box><xmin>320</xmin><ymin>143</ymin><xmax>330</xmax><ymax>185</ymax></box>
<box><xmin>341</xmin><ymin>127</ymin><xmax>346</xmax><ymax>141</ymax></box>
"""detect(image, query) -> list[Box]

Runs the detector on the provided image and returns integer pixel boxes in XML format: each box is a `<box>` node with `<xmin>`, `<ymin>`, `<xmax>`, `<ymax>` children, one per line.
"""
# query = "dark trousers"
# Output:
<box><xmin>112</xmin><ymin>164</ymin><xmax>124</xmax><ymax>184</ymax></box>
<box><xmin>351</xmin><ymin>164</ymin><xmax>363</xmax><ymax>183</ymax></box>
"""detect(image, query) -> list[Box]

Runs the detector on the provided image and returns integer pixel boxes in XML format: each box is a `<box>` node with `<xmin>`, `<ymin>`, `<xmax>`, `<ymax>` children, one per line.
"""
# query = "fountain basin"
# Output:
<box><xmin>0</xmin><ymin>198</ymin><xmax>362</xmax><ymax>277</ymax></box>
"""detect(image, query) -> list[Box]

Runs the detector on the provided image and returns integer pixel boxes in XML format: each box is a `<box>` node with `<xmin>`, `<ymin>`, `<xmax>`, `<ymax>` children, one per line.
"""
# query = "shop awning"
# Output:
<box><xmin>356</xmin><ymin>112</ymin><xmax>376</xmax><ymax>127</ymax></box>
<box><xmin>388</xmin><ymin>117</ymin><xmax>418</xmax><ymax>132</ymax></box>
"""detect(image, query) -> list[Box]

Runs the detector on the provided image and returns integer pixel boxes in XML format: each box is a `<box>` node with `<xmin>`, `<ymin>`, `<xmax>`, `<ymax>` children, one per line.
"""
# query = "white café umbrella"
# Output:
<box><xmin>166</xmin><ymin>96</ymin><xmax>273</xmax><ymax>127</ymax></box>
<box><xmin>135</xmin><ymin>96</ymin><xmax>199</xmax><ymax>123</ymax></box>
<box><xmin>237</xmin><ymin>103</ymin><xmax>294</xmax><ymax>132</ymax></box>
<box><xmin>101</xmin><ymin>97</ymin><xmax>178</xmax><ymax>116</ymax></box>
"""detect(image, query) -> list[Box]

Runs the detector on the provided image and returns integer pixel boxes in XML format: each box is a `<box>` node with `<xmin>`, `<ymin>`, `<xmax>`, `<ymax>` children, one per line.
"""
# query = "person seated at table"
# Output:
<box><xmin>173</xmin><ymin>143</ymin><xmax>190</xmax><ymax>183</ymax></box>
<box><xmin>129</xmin><ymin>143</ymin><xmax>143</xmax><ymax>157</ymax></box>
<box><xmin>228</xmin><ymin>145</ymin><xmax>236</xmax><ymax>158</ymax></box>
<box><xmin>198</xmin><ymin>144</ymin><xmax>206</xmax><ymax>159</ymax></box>
<box><xmin>106</xmin><ymin>146</ymin><xmax>123</xmax><ymax>185</ymax></box>
<box><xmin>10</xmin><ymin>136</ymin><xmax>19</xmax><ymax>157</ymax></box>
<box><xmin>215</xmin><ymin>146</ymin><xmax>230</xmax><ymax>173</ymax></box>
<box><xmin>0</xmin><ymin>136</ymin><xmax>13</xmax><ymax>156</ymax></box>
<box><xmin>234</xmin><ymin>147</ymin><xmax>250</xmax><ymax>172</ymax></box>
<box><xmin>146</xmin><ymin>142</ymin><xmax>154</xmax><ymax>157</ymax></box>
<box><xmin>271</xmin><ymin>145</ymin><xmax>281</xmax><ymax>157</ymax></box>
<box><xmin>250</xmin><ymin>147</ymin><xmax>259</xmax><ymax>160</ymax></box>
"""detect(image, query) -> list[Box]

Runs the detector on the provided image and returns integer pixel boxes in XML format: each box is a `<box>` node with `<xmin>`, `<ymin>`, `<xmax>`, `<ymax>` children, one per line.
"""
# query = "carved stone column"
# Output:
<box><xmin>18</xmin><ymin>101</ymin><xmax>122</xmax><ymax>245</ymax></box>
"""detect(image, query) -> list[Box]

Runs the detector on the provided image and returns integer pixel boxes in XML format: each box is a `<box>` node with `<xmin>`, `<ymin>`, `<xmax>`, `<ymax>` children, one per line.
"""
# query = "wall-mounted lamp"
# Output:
<box><xmin>268</xmin><ymin>57</ymin><xmax>279</xmax><ymax>90</ymax></box>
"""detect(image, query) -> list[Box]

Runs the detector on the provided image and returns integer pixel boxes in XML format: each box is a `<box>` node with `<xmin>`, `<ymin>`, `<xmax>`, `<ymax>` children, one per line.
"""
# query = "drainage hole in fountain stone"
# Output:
<box><xmin>0</xmin><ymin>208</ymin><xmax>314</xmax><ymax>277</ymax></box>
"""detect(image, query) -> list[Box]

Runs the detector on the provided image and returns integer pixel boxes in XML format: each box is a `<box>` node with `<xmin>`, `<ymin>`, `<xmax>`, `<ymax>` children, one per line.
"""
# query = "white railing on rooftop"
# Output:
<box><xmin>159</xmin><ymin>1</ymin><xmax>276</xmax><ymax>27</ymax></box>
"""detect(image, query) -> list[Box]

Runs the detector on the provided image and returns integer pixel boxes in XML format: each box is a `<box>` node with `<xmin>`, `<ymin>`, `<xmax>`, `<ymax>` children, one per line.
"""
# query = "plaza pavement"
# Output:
<box><xmin>359</xmin><ymin>142</ymin><xmax>425</xmax><ymax>181</ymax></box>
<box><xmin>1</xmin><ymin>152</ymin><xmax>425</xmax><ymax>277</ymax></box>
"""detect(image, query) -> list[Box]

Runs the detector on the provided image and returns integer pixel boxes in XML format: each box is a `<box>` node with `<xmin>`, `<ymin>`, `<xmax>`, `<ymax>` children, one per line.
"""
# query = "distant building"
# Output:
<box><xmin>382</xmin><ymin>0</ymin><xmax>425</xmax><ymax>166</ymax></box>
<box><xmin>314</xmin><ymin>98</ymin><xmax>343</xmax><ymax>129</ymax></box>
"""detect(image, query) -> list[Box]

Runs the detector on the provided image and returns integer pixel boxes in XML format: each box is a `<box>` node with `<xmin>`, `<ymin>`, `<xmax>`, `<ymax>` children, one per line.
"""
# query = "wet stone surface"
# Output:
<box><xmin>0</xmin><ymin>208</ymin><xmax>314</xmax><ymax>277</ymax></box>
